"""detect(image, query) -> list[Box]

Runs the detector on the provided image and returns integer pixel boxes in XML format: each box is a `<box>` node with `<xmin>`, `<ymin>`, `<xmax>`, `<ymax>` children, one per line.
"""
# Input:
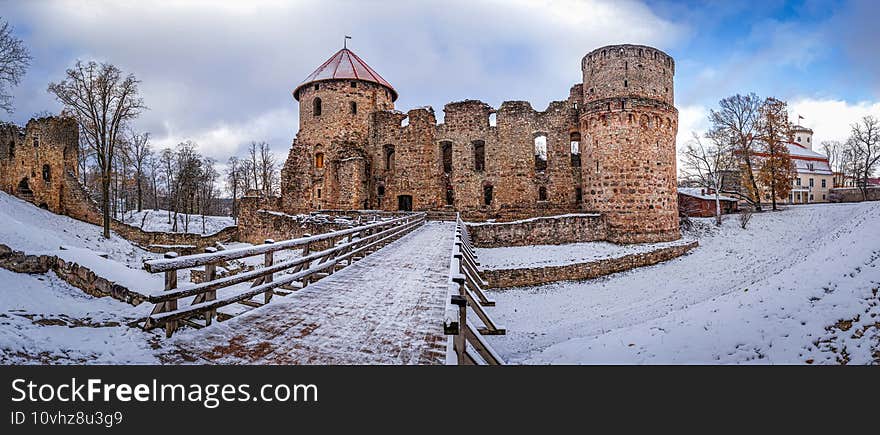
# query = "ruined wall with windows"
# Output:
<box><xmin>0</xmin><ymin>116</ymin><xmax>100</xmax><ymax>223</ymax></box>
<box><xmin>278</xmin><ymin>44</ymin><xmax>680</xmax><ymax>243</ymax></box>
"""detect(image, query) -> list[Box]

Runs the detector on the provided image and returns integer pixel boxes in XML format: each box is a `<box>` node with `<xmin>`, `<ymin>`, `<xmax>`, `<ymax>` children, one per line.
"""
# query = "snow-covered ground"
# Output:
<box><xmin>0</xmin><ymin>269</ymin><xmax>157</xmax><ymax>364</ymax></box>
<box><xmin>0</xmin><ymin>192</ymin><xmax>158</xmax><ymax>269</ymax></box>
<box><xmin>477</xmin><ymin>238</ymin><xmax>695</xmax><ymax>270</ymax></box>
<box><xmin>0</xmin><ymin>192</ymin><xmax>166</xmax><ymax>363</ymax></box>
<box><xmin>121</xmin><ymin>209</ymin><xmax>235</xmax><ymax>235</ymax></box>
<box><xmin>485</xmin><ymin>202</ymin><xmax>880</xmax><ymax>364</ymax></box>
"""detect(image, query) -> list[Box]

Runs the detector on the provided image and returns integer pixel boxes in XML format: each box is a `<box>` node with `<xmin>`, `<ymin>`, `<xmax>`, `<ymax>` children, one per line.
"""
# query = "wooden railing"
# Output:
<box><xmin>444</xmin><ymin>215</ymin><xmax>506</xmax><ymax>365</ymax></box>
<box><xmin>140</xmin><ymin>213</ymin><xmax>426</xmax><ymax>337</ymax></box>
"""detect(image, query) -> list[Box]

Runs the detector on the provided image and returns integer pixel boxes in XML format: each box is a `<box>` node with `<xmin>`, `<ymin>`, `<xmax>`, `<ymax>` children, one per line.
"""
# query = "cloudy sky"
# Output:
<box><xmin>2</xmin><ymin>0</ymin><xmax>879</xmax><ymax>164</ymax></box>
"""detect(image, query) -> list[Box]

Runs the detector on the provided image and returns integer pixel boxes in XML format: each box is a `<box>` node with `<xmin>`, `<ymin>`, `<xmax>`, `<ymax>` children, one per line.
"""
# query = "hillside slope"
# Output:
<box><xmin>487</xmin><ymin>202</ymin><xmax>880</xmax><ymax>364</ymax></box>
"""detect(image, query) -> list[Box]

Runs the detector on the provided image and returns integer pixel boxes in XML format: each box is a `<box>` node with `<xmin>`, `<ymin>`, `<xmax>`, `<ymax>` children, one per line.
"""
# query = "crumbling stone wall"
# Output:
<box><xmin>278</xmin><ymin>44</ymin><xmax>680</xmax><ymax>244</ymax></box>
<box><xmin>481</xmin><ymin>240</ymin><xmax>698</xmax><ymax>288</ymax></box>
<box><xmin>829</xmin><ymin>187</ymin><xmax>880</xmax><ymax>202</ymax></box>
<box><xmin>0</xmin><ymin>244</ymin><xmax>148</xmax><ymax>306</ymax></box>
<box><xmin>466</xmin><ymin>214</ymin><xmax>606</xmax><ymax>248</ymax></box>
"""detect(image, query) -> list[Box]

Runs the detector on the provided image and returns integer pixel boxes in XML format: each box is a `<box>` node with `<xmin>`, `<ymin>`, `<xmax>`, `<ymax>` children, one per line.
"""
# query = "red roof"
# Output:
<box><xmin>293</xmin><ymin>48</ymin><xmax>397</xmax><ymax>101</ymax></box>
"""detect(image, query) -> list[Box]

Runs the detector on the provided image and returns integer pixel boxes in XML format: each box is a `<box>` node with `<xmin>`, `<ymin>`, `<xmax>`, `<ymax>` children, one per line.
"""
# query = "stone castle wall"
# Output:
<box><xmin>278</xmin><ymin>43</ymin><xmax>681</xmax><ymax>244</ymax></box>
<box><xmin>0</xmin><ymin>117</ymin><xmax>89</xmax><ymax>218</ymax></box>
<box><xmin>466</xmin><ymin>214</ymin><xmax>606</xmax><ymax>248</ymax></box>
<box><xmin>481</xmin><ymin>240</ymin><xmax>698</xmax><ymax>289</ymax></box>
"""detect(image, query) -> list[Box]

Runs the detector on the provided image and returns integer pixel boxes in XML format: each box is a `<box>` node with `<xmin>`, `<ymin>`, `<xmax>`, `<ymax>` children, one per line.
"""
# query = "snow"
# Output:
<box><xmin>0</xmin><ymin>192</ymin><xmax>158</xmax><ymax>270</ymax></box>
<box><xmin>166</xmin><ymin>222</ymin><xmax>454</xmax><ymax>364</ymax></box>
<box><xmin>0</xmin><ymin>269</ymin><xmax>156</xmax><ymax>364</ymax></box>
<box><xmin>677</xmin><ymin>187</ymin><xmax>737</xmax><ymax>202</ymax></box>
<box><xmin>477</xmin><ymin>238</ymin><xmax>695</xmax><ymax>270</ymax></box>
<box><xmin>485</xmin><ymin>202</ymin><xmax>880</xmax><ymax>364</ymax></box>
<box><xmin>121</xmin><ymin>209</ymin><xmax>235</xmax><ymax>235</ymax></box>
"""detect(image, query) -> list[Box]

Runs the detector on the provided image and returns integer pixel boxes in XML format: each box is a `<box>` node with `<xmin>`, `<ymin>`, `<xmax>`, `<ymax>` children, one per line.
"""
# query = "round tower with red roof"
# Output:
<box><xmin>282</xmin><ymin>47</ymin><xmax>397</xmax><ymax>212</ymax></box>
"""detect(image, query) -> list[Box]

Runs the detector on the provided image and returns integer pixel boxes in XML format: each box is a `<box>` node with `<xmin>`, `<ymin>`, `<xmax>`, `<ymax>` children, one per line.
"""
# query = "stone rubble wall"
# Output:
<box><xmin>466</xmin><ymin>213</ymin><xmax>607</xmax><ymax>248</ymax></box>
<box><xmin>481</xmin><ymin>240</ymin><xmax>698</xmax><ymax>288</ymax></box>
<box><xmin>0</xmin><ymin>244</ymin><xmax>148</xmax><ymax>306</ymax></box>
<box><xmin>830</xmin><ymin>187</ymin><xmax>880</xmax><ymax>202</ymax></box>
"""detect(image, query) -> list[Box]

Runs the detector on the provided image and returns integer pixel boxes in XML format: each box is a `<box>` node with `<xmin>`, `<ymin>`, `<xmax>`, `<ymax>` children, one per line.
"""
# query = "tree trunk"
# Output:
<box><xmin>101</xmin><ymin>176</ymin><xmax>111</xmax><ymax>238</ymax></box>
<box><xmin>137</xmin><ymin>174</ymin><xmax>143</xmax><ymax>212</ymax></box>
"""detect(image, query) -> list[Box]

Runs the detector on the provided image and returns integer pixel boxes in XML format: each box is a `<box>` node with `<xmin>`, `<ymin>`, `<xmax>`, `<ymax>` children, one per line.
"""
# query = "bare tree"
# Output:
<box><xmin>226</xmin><ymin>156</ymin><xmax>242</xmax><ymax>221</ymax></box>
<box><xmin>258</xmin><ymin>141</ymin><xmax>277</xmax><ymax>195</ymax></box>
<box><xmin>126</xmin><ymin>131</ymin><xmax>151</xmax><ymax>212</ymax></box>
<box><xmin>146</xmin><ymin>152</ymin><xmax>161</xmax><ymax>210</ymax></box>
<box><xmin>709</xmin><ymin>93</ymin><xmax>765</xmax><ymax>211</ymax></box>
<box><xmin>48</xmin><ymin>61</ymin><xmax>145</xmax><ymax>238</ymax></box>
<box><xmin>680</xmin><ymin>132</ymin><xmax>731</xmax><ymax>226</ymax></box>
<box><xmin>848</xmin><ymin>115</ymin><xmax>880</xmax><ymax>200</ymax></box>
<box><xmin>0</xmin><ymin>19</ymin><xmax>32</xmax><ymax>114</ymax></box>
<box><xmin>247</xmin><ymin>141</ymin><xmax>260</xmax><ymax>191</ymax></box>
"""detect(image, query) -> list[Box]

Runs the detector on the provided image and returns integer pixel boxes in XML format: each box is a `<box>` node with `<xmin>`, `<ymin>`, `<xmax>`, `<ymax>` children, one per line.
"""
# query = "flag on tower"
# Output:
<box><xmin>344</xmin><ymin>35</ymin><xmax>352</xmax><ymax>49</ymax></box>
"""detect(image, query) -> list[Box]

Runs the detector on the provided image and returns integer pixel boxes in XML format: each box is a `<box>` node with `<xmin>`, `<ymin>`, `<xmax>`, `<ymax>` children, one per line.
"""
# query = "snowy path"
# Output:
<box><xmin>165</xmin><ymin>221</ymin><xmax>454</xmax><ymax>365</ymax></box>
<box><xmin>485</xmin><ymin>202</ymin><xmax>880</xmax><ymax>364</ymax></box>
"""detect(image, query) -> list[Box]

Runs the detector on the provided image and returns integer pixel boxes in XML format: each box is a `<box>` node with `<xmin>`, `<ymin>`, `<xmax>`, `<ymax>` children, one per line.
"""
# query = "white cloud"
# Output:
<box><xmin>4</xmin><ymin>0</ymin><xmax>684</xmax><ymax>159</ymax></box>
<box><xmin>789</xmin><ymin>98</ymin><xmax>880</xmax><ymax>146</ymax></box>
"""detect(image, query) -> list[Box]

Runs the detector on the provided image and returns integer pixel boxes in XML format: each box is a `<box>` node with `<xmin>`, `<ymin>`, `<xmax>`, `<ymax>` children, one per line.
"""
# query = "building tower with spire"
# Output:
<box><xmin>281</xmin><ymin>47</ymin><xmax>397</xmax><ymax>212</ymax></box>
<box><xmin>276</xmin><ymin>42</ymin><xmax>681</xmax><ymax>244</ymax></box>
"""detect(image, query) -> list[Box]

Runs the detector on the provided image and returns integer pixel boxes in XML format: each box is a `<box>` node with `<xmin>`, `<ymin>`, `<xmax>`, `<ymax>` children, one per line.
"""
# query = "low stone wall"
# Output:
<box><xmin>466</xmin><ymin>213</ymin><xmax>607</xmax><ymax>248</ymax></box>
<box><xmin>481</xmin><ymin>240</ymin><xmax>698</xmax><ymax>288</ymax></box>
<box><xmin>830</xmin><ymin>187</ymin><xmax>880</xmax><ymax>202</ymax></box>
<box><xmin>108</xmin><ymin>221</ymin><xmax>238</xmax><ymax>252</ymax></box>
<box><xmin>0</xmin><ymin>244</ymin><xmax>148</xmax><ymax>305</ymax></box>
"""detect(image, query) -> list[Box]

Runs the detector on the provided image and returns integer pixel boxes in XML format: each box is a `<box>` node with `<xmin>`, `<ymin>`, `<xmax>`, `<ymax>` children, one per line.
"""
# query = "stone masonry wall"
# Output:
<box><xmin>466</xmin><ymin>213</ymin><xmax>607</xmax><ymax>248</ymax></box>
<box><xmin>481</xmin><ymin>240</ymin><xmax>698</xmax><ymax>288</ymax></box>
<box><xmin>0</xmin><ymin>117</ymin><xmax>81</xmax><ymax>216</ymax></box>
<box><xmin>581</xmin><ymin>44</ymin><xmax>680</xmax><ymax>243</ymax></box>
<box><xmin>0</xmin><ymin>244</ymin><xmax>149</xmax><ymax>306</ymax></box>
<box><xmin>278</xmin><ymin>44</ymin><xmax>680</xmax><ymax>244</ymax></box>
<box><xmin>830</xmin><ymin>187</ymin><xmax>880</xmax><ymax>202</ymax></box>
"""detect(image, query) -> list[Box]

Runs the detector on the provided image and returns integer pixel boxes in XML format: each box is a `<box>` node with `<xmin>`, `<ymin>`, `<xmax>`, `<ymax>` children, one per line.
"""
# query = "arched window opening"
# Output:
<box><xmin>570</xmin><ymin>132</ymin><xmax>581</xmax><ymax>167</ymax></box>
<box><xmin>384</xmin><ymin>144</ymin><xmax>395</xmax><ymax>170</ymax></box>
<box><xmin>440</xmin><ymin>141</ymin><xmax>452</xmax><ymax>174</ymax></box>
<box><xmin>377</xmin><ymin>185</ymin><xmax>385</xmax><ymax>197</ymax></box>
<box><xmin>488</xmin><ymin>113</ymin><xmax>497</xmax><ymax>127</ymax></box>
<box><xmin>315</xmin><ymin>152</ymin><xmax>324</xmax><ymax>169</ymax></box>
<box><xmin>42</xmin><ymin>164</ymin><xmax>51</xmax><ymax>182</ymax></box>
<box><xmin>534</xmin><ymin>135</ymin><xmax>548</xmax><ymax>172</ymax></box>
<box><xmin>624</xmin><ymin>79</ymin><xmax>628</xmax><ymax>88</ymax></box>
<box><xmin>445</xmin><ymin>184</ymin><xmax>454</xmax><ymax>206</ymax></box>
<box><xmin>350</xmin><ymin>101</ymin><xmax>357</xmax><ymax>115</ymax></box>
<box><xmin>538</xmin><ymin>186</ymin><xmax>548</xmax><ymax>201</ymax></box>
<box><xmin>351</xmin><ymin>81</ymin><xmax>357</xmax><ymax>88</ymax></box>
<box><xmin>472</xmin><ymin>140</ymin><xmax>485</xmax><ymax>172</ymax></box>
<box><xmin>316</xmin><ymin>188</ymin><xmax>322</xmax><ymax>199</ymax></box>
<box><xmin>313</xmin><ymin>97</ymin><xmax>322</xmax><ymax>116</ymax></box>
<box><xmin>314</xmin><ymin>84</ymin><xmax>319</xmax><ymax>91</ymax></box>
<box><xmin>33</xmin><ymin>136</ymin><xmax>39</xmax><ymax>147</ymax></box>
<box><xmin>575</xmin><ymin>187</ymin><xmax>583</xmax><ymax>204</ymax></box>
<box><xmin>483</xmin><ymin>185</ymin><xmax>493</xmax><ymax>206</ymax></box>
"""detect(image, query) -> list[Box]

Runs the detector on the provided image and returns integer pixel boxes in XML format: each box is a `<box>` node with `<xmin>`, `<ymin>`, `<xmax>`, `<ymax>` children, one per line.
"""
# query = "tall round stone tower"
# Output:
<box><xmin>281</xmin><ymin>48</ymin><xmax>397</xmax><ymax>212</ymax></box>
<box><xmin>580</xmin><ymin>44</ymin><xmax>680</xmax><ymax>243</ymax></box>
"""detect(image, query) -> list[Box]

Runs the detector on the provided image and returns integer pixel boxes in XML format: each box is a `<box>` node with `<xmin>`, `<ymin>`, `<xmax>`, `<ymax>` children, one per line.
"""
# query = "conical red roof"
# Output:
<box><xmin>293</xmin><ymin>48</ymin><xmax>397</xmax><ymax>101</ymax></box>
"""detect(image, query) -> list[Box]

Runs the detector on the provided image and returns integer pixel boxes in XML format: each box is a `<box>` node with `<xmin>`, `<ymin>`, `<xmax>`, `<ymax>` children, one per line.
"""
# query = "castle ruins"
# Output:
<box><xmin>275</xmin><ymin>44</ymin><xmax>681</xmax><ymax>243</ymax></box>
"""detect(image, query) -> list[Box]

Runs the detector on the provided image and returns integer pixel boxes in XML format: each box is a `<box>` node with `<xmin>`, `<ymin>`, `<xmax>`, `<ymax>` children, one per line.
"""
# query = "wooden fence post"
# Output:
<box><xmin>163</xmin><ymin>251</ymin><xmax>179</xmax><ymax>338</ymax></box>
<box><xmin>203</xmin><ymin>247</ymin><xmax>217</xmax><ymax>326</ymax></box>
<box><xmin>263</xmin><ymin>239</ymin><xmax>274</xmax><ymax>303</ymax></box>
<box><xmin>301</xmin><ymin>234</ymin><xmax>311</xmax><ymax>287</ymax></box>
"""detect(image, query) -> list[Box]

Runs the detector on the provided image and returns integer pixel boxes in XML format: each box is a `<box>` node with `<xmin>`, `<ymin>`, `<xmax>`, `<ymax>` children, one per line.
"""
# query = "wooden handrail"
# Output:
<box><xmin>444</xmin><ymin>214</ymin><xmax>505</xmax><ymax>365</ymax></box>
<box><xmin>143</xmin><ymin>213</ymin><xmax>423</xmax><ymax>273</ymax></box>
<box><xmin>141</xmin><ymin>212</ymin><xmax>425</xmax><ymax>337</ymax></box>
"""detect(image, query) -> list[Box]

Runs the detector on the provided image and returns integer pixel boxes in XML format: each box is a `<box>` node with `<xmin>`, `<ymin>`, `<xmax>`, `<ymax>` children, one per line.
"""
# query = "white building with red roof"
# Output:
<box><xmin>754</xmin><ymin>125</ymin><xmax>835</xmax><ymax>204</ymax></box>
